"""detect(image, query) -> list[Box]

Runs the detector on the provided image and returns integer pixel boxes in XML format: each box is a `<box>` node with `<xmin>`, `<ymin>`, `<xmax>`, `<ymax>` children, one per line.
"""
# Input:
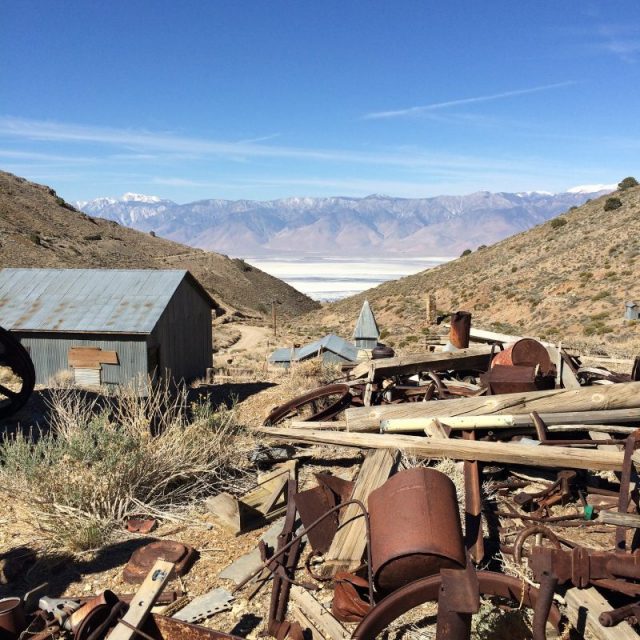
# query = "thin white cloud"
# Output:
<box><xmin>363</xmin><ymin>81</ymin><xmax>576</xmax><ymax>119</ymax></box>
<box><xmin>0</xmin><ymin>115</ymin><xmax>529</xmax><ymax>173</ymax></box>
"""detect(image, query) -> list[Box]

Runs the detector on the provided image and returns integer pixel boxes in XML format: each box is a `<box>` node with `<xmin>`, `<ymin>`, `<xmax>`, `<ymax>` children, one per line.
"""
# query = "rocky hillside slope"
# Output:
<box><xmin>0</xmin><ymin>171</ymin><xmax>318</xmax><ymax>318</ymax></box>
<box><xmin>302</xmin><ymin>184</ymin><xmax>640</xmax><ymax>356</ymax></box>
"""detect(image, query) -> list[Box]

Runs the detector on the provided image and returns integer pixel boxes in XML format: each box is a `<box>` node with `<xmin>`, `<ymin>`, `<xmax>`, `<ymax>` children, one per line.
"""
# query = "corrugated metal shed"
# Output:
<box><xmin>0</xmin><ymin>268</ymin><xmax>215</xmax><ymax>334</ymax></box>
<box><xmin>353</xmin><ymin>300</ymin><xmax>379</xmax><ymax>340</ymax></box>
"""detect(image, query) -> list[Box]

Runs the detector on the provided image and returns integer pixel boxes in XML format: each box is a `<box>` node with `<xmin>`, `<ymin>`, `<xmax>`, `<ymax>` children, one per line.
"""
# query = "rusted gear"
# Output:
<box><xmin>264</xmin><ymin>383</ymin><xmax>352</xmax><ymax>426</ymax></box>
<box><xmin>0</xmin><ymin>326</ymin><xmax>35</xmax><ymax>420</ymax></box>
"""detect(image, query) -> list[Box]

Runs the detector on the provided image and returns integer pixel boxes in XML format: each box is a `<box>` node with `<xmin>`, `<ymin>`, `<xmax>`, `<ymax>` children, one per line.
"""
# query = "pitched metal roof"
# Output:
<box><xmin>269</xmin><ymin>334</ymin><xmax>358</xmax><ymax>364</ymax></box>
<box><xmin>296</xmin><ymin>334</ymin><xmax>358</xmax><ymax>362</ymax></box>
<box><xmin>268</xmin><ymin>347</ymin><xmax>299</xmax><ymax>363</ymax></box>
<box><xmin>0</xmin><ymin>268</ymin><xmax>215</xmax><ymax>334</ymax></box>
<box><xmin>352</xmin><ymin>300</ymin><xmax>380</xmax><ymax>340</ymax></box>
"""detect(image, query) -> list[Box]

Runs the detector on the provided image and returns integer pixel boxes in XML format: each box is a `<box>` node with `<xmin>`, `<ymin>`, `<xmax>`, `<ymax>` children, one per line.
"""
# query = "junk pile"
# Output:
<box><xmin>6</xmin><ymin>315</ymin><xmax>640</xmax><ymax>639</ymax></box>
<box><xmin>252</xmin><ymin>313</ymin><xmax>640</xmax><ymax>639</ymax></box>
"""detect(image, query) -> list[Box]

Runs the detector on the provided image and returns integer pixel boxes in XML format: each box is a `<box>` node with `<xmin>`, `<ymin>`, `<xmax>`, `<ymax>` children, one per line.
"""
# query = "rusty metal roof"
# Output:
<box><xmin>0</xmin><ymin>268</ymin><xmax>214</xmax><ymax>334</ymax></box>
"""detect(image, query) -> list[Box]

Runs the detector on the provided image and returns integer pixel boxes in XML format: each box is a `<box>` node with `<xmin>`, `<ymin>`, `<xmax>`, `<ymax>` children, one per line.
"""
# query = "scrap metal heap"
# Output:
<box><xmin>254</xmin><ymin>312</ymin><xmax>640</xmax><ymax>639</ymax></box>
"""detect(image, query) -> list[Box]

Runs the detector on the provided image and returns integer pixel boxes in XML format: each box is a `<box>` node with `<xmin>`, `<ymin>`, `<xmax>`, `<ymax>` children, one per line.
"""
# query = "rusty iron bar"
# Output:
<box><xmin>616</xmin><ymin>430</ymin><xmax>640</xmax><ymax>552</ymax></box>
<box><xmin>532</xmin><ymin>573</ymin><xmax>559</xmax><ymax>640</ymax></box>
<box><xmin>599</xmin><ymin>600</ymin><xmax>640</xmax><ymax>627</ymax></box>
<box><xmin>233</xmin><ymin>499</ymin><xmax>374</xmax><ymax>606</ymax></box>
<box><xmin>462</xmin><ymin>431</ymin><xmax>484</xmax><ymax>564</ymax></box>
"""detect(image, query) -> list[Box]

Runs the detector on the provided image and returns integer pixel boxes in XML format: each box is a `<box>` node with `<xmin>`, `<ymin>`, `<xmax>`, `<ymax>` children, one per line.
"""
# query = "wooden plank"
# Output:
<box><xmin>206</xmin><ymin>461</ymin><xmax>295</xmax><ymax>534</ymax></box>
<box><xmin>382</xmin><ymin>408</ymin><xmax>640</xmax><ymax>434</ymax></box>
<box><xmin>354</xmin><ymin>347</ymin><xmax>493</xmax><ymax>384</ymax></box>
<box><xmin>258</xmin><ymin>427</ymin><xmax>625</xmax><ymax>472</ymax></box>
<box><xmin>290</xmin><ymin>586</ymin><xmax>349</xmax><ymax>640</ymax></box>
<box><xmin>109</xmin><ymin>560</ymin><xmax>174</xmax><ymax>640</ymax></box>
<box><xmin>599</xmin><ymin>510</ymin><xmax>640</xmax><ymax>528</ymax></box>
<box><xmin>68</xmin><ymin>346</ymin><xmax>118</xmax><ymax>367</ymax></box>
<box><xmin>322</xmin><ymin>448</ymin><xmax>397</xmax><ymax>575</ymax></box>
<box><xmin>564</xmin><ymin>586</ymin><xmax>639</xmax><ymax>640</ymax></box>
<box><xmin>345</xmin><ymin>381</ymin><xmax>640</xmax><ymax>432</ymax></box>
<box><xmin>290</xmin><ymin>420</ymin><xmax>347</xmax><ymax>430</ymax></box>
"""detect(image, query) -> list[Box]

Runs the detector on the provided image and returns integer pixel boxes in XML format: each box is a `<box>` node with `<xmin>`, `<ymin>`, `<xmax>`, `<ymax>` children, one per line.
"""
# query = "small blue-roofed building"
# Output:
<box><xmin>353</xmin><ymin>300</ymin><xmax>380</xmax><ymax>349</ymax></box>
<box><xmin>0</xmin><ymin>268</ymin><xmax>216</xmax><ymax>388</ymax></box>
<box><xmin>268</xmin><ymin>334</ymin><xmax>357</xmax><ymax>368</ymax></box>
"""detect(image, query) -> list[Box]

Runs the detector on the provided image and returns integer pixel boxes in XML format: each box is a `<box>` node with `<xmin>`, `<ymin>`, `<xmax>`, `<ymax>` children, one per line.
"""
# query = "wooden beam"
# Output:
<box><xmin>321</xmin><ymin>448</ymin><xmax>397</xmax><ymax>576</ymax></box>
<box><xmin>350</xmin><ymin>346</ymin><xmax>493</xmax><ymax>382</ymax></box>
<box><xmin>599</xmin><ymin>510</ymin><xmax>640</xmax><ymax>528</ymax></box>
<box><xmin>108</xmin><ymin>560</ymin><xmax>173</xmax><ymax>640</ymax></box>
<box><xmin>290</xmin><ymin>586</ymin><xmax>349</xmax><ymax>640</ymax></box>
<box><xmin>381</xmin><ymin>408</ymin><xmax>640</xmax><ymax>434</ymax></box>
<box><xmin>258</xmin><ymin>427</ymin><xmax>625</xmax><ymax>472</ymax></box>
<box><xmin>564</xmin><ymin>586</ymin><xmax>639</xmax><ymax>640</ymax></box>
<box><xmin>345</xmin><ymin>382</ymin><xmax>640</xmax><ymax>432</ymax></box>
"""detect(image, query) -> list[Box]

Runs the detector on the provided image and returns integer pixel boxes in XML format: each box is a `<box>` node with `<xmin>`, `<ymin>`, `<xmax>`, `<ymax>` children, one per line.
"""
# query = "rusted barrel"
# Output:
<box><xmin>491</xmin><ymin>338</ymin><xmax>553</xmax><ymax>375</ymax></box>
<box><xmin>449</xmin><ymin>311</ymin><xmax>472</xmax><ymax>349</ymax></box>
<box><xmin>0</xmin><ymin>598</ymin><xmax>25</xmax><ymax>640</ymax></box>
<box><xmin>369</xmin><ymin>467</ymin><xmax>466</xmax><ymax>593</ymax></box>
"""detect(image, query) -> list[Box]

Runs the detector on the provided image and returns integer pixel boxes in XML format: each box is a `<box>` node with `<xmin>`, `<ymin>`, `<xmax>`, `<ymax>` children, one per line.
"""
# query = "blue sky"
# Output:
<box><xmin>1</xmin><ymin>1</ymin><xmax>639</xmax><ymax>202</ymax></box>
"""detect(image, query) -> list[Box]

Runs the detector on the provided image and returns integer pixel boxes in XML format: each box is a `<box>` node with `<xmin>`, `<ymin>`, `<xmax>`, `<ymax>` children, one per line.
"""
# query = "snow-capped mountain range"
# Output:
<box><xmin>75</xmin><ymin>186</ymin><xmax>615</xmax><ymax>257</ymax></box>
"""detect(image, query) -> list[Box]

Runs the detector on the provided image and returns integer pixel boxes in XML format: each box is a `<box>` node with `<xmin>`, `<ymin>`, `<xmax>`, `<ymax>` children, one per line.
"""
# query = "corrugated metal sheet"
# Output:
<box><xmin>268</xmin><ymin>347</ymin><xmax>299</xmax><ymax>363</ymax></box>
<box><xmin>0</xmin><ymin>268</ymin><xmax>213</xmax><ymax>334</ymax></box>
<box><xmin>17</xmin><ymin>333</ymin><xmax>148</xmax><ymax>386</ymax></box>
<box><xmin>352</xmin><ymin>300</ymin><xmax>380</xmax><ymax>340</ymax></box>
<box><xmin>296</xmin><ymin>334</ymin><xmax>358</xmax><ymax>362</ymax></box>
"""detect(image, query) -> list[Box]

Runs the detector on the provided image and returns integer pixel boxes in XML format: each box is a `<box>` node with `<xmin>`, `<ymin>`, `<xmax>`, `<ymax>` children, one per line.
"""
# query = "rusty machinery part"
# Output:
<box><xmin>352</xmin><ymin>570</ymin><xmax>563</xmax><ymax>640</ymax></box>
<box><xmin>513</xmin><ymin>525</ymin><xmax>562</xmax><ymax>565</ymax></box>
<box><xmin>491</xmin><ymin>338</ymin><xmax>554</xmax><ymax>376</ymax></box>
<box><xmin>263</xmin><ymin>383</ymin><xmax>353</xmax><ymax>426</ymax></box>
<box><xmin>233</xmin><ymin>498</ymin><xmax>375</xmax><ymax>607</ymax></box>
<box><xmin>0</xmin><ymin>326</ymin><xmax>36</xmax><ymax>421</ymax></box>
<box><xmin>530</xmin><ymin>544</ymin><xmax>640</xmax><ymax>590</ymax></box>
<box><xmin>599</xmin><ymin>600</ymin><xmax>640</xmax><ymax>627</ymax></box>
<box><xmin>123</xmin><ymin>541</ymin><xmax>198</xmax><ymax>584</ymax></box>
<box><xmin>368</xmin><ymin>467</ymin><xmax>466</xmax><ymax>594</ymax></box>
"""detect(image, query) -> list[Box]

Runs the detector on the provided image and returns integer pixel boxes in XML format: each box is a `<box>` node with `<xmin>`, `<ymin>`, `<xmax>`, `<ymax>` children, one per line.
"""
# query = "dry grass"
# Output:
<box><xmin>0</xmin><ymin>380</ymin><xmax>252</xmax><ymax>551</ymax></box>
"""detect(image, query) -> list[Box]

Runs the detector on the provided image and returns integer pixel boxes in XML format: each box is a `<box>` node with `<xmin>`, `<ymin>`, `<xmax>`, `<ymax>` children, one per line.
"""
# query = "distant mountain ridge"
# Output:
<box><xmin>76</xmin><ymin>187</ymin><xmax>614</xmax><ymax>257</ymax></box>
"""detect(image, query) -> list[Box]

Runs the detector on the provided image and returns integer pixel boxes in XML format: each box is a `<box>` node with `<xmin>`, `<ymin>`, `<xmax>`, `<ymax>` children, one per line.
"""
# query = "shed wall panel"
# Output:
<box><xmin>148</xmin><ymin>279</ymin><xmax>212</xmax><ymax>382</ymax></box>
<box><xmin>15</xmin><ymin>333</ymin><xmax>148</xmax><ymax>387</ymax></box>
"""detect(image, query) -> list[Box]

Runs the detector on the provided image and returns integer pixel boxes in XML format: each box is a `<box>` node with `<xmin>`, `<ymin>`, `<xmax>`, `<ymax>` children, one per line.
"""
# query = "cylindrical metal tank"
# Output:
<box><xmin>491</xmin><ymin>338</ymin><xmax>553</xmax><ymax>375</ymax></box>
<box><xmin>369</xmin><ymin>467</ymin><xmax>465</xmax><ymax>593</ymax></box>
<box><xmin>449</xmin><ymin>311</ymin><xmax>472</xmax><ymax>349</ymax></box>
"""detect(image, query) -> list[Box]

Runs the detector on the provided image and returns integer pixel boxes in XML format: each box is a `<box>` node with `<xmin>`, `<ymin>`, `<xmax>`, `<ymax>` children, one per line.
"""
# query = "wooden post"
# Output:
<box><xmin>426</xmin><ymin>294</ymin><xmax>437</xmax><ymax>325</ymax></box>
<box><xmin>272</xmin><ymin>301</ymin><xmax>277</xmax><ymax>337</ymax></box>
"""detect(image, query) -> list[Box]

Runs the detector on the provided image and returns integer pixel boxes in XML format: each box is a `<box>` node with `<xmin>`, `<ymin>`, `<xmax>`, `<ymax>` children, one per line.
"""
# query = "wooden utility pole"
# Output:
<box><xmin>272</xmin><ymin>301</ymin><xmax>277</xmax><ymax>337</ymax></box>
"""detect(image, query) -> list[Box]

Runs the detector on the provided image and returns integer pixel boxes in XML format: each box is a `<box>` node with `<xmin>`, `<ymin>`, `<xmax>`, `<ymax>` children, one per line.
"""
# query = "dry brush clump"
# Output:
<box><xmin>0</xmin><ymin>380</ymin><xmax>252</xmax><ymax>551</ymax></box>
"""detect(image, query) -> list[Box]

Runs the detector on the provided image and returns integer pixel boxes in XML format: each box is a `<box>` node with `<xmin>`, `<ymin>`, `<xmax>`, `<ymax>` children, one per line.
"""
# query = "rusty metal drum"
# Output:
<box><xmin>368</xmin><ymin>467</ymin><xmax>466</xmax><ymax>593</ymax></box>
<box><xmin>491</xmin><ymin>338</ymin><xmax>553</xmax><ymax>375</ymax></box>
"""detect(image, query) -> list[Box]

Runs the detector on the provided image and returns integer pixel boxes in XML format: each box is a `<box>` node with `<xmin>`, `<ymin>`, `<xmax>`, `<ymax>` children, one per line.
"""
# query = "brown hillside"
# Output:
<box><xmin>300</xmin><ymin>185</ymin><xmax>640</xmax><ymax>357</ymax></box>
<box><xmin>0</xmin><ymin>171</ymin><xmax>318</xmax><ymax>318</ymax></box>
